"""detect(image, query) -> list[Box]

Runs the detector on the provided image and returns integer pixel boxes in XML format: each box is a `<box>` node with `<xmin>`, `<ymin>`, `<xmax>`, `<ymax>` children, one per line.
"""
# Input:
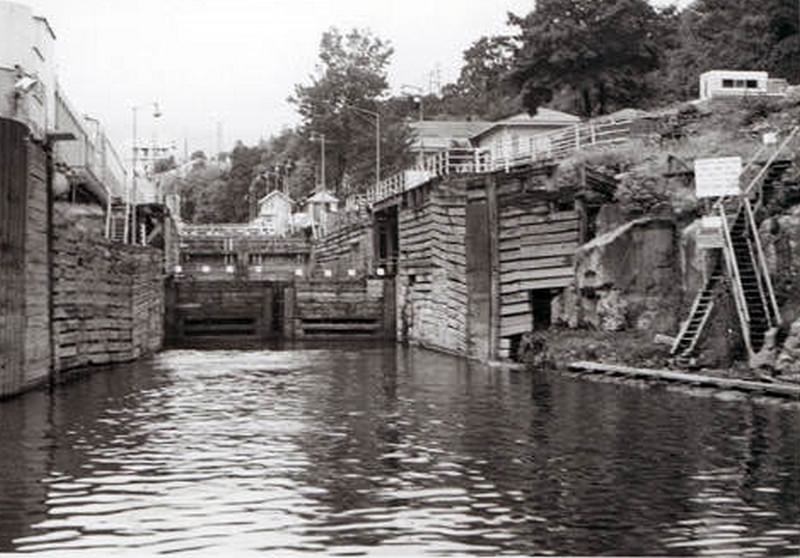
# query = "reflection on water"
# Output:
<box><xmin>0</xmin><ymin>345</ymin><xmax>798</xmax><ymax>556</ymax></box>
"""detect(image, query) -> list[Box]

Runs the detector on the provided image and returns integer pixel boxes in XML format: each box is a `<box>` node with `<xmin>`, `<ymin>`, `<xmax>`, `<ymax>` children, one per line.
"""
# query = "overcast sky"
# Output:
<box><xmin>23</xmin><ymin>0</ymin><xmax>689</xmax><ymax>158</ymax></box>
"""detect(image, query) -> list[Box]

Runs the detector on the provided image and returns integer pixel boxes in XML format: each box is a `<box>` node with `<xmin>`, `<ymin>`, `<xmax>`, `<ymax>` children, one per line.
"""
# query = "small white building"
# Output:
<box><xmin>306</xmin><ymin>190</ymin><xmax>339</xmax><ymax>238</ymax></box>
<box><xmin>253</xmin><ymin>190</ymin><xmax>294</xmax><ymax>236</ymax></box>
<box><xmin>699</xmin><ymin>70</ymin><xmax>788</xmax><ymax>101</ymax></box>
<box><xmin>471</xmin><ymin>109</ymin><xmax>581</xmax><ymax>165</ymax></box>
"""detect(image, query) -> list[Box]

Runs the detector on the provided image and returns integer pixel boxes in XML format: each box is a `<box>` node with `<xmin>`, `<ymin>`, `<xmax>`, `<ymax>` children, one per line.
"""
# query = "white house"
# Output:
<box><xmin>470</xmin><ymin>108</ymin><xmax>581</xmax><ymax>165</ymax></box>
<box><xmin>699</xmin><ymin>70</ymin><xmax>789</xmax><ymax>101</ymax></box>
<box><xmin>306</xmin><ymin>190</ymin><xmax>339</xmax><ymax>238</ymax></box>
<box><xmin>253</xmin><ymin>190</ymin><xmax>294</xmax><ymax>236</ymax></box>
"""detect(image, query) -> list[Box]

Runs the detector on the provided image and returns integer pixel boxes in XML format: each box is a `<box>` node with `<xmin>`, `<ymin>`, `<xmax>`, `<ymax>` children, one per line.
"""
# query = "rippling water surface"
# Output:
<box><xmin>1</xmin><ymin>344</ymin><xmax>799</xmax><ymax>556</ymax></box>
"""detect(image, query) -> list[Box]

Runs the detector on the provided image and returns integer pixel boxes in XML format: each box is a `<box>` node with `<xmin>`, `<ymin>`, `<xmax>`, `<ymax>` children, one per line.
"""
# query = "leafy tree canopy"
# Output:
<box><xmin>508</xmin><ymin>0</ymin><xmax>672</xmax><ymax>117</ymax></box>
<box><xmin>290</xmin><ymin>27</ymin><xmax>412</xmax><ymax>195</ymax></box>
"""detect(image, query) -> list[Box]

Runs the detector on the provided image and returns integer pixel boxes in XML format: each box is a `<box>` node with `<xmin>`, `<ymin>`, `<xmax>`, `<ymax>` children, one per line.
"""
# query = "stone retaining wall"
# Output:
<box><xmin>51</xmin><ymin>207</ymin><xmax>164</xmax><ymax>376</ymax></box>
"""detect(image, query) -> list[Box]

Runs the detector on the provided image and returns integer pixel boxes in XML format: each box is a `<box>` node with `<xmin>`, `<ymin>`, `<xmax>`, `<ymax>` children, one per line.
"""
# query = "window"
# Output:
<box><xmin>511</xmin><ymin>133</ymin><xmax>520</xmax><ymax>156</ymax></box>
<box><xmin>722</xmin><ymin>79</ymin><xmax>734</xmax><ymax>88</ymax></box>
<box><xmin>746</xmin><ymin>79</ymin><xmax>758</xmax><ymax>89</ymax></box>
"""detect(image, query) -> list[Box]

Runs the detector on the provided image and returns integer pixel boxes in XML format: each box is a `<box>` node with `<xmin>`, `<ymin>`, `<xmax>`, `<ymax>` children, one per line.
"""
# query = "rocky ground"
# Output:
<box><xmin>519</xmin><ymin>327</ymin><xmax>800</xmax><ymax>386</ymax></box>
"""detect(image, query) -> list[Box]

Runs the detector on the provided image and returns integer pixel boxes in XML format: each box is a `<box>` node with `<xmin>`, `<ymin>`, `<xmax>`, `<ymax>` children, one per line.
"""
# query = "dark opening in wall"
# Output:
<box><xmin>529</xmin><ymin>289</ymin><xmax>554</xmax><ymax>330</ymax></box>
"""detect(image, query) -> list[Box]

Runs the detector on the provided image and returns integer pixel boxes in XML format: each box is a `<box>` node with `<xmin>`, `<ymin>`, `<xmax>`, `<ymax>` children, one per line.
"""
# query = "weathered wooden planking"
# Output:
<box><xmin>499</xmin><ymin>210</ymin><xmax>578</xmax><ymax>230</ymax></box>
<box><xmin>500</xmin><ymin>276</ymin><xmax>574</xmax><ymax>294</ymax></box>
<box><xmin>517</xmin><ymin>231</ymin><xmax>580</xmax><ymax>247</ymax></box>
<box><xmin>499</xmin><ymin>221</ymin><xmax>579</xmax><ymax>240</ymax></box>
<box><xmin>500</xmin><ymin>314</ymin><xmax>533</xmax><ymax>337</ymax></box>
<box><xmin>500</xmin><ymin>301</ymin><xmax>531</xmax><ymax>317</ymax></box>
<box><xmin>499</xmin><ymin>255</ymin><xmax>571</xmax><ymax>270</ymax></box>
<box><xmin>500</xmin><ymin>266</ymin><xmax>575</xmax><ymax>284</ymax></box>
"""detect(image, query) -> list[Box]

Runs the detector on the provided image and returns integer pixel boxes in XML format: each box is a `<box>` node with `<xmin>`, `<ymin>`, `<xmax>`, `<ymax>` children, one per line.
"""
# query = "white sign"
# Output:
<box><xmin>695</xmin><ymin>157</ymin><xmax>742</xmax><ymax>198</ymax></box>
<box><xmin>697</xmin><ymin>216</ymin><xmax>725</xmax><ymax>249</ymax></box>
<box><xmin>763</xmin><ymin>132</ymin><xmax>777</xmax><ymax>146</ymax></box>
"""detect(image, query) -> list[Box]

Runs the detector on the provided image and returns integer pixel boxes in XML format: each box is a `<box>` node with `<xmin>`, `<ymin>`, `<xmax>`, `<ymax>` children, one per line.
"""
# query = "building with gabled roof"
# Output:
<box><xmin>254</xmin><ymin>189</ymin><xmax>294</xmax><ymax>237</ymax></box>
<box><xmin>470</xmin><ymin>109</ymin><xmax>581</xmax><ymax>165</ymax></box>
<box><xmin>409</xmin><ymin>120</ymin><xmax>490</xmax><ymax>164</ymax></box>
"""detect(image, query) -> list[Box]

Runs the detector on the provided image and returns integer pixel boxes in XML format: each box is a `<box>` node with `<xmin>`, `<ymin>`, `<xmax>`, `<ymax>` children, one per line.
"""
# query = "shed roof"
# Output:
<box><xmin>258</xmin><ymin>189</ymin><xmax>294</xmax><ymax>206</ymax></box>
<box><xmin>409</xmin><ymin>120</ymin><xmax>491</xmax><ymax>150</ymax></box>
<box><xmin>307</xmin><ymin>190</ymin><xmax>339</xmax><ymax>204</ymax></box>
<box><xmin>471</xmin><ymin>108</ymin><xmax>580</xmax><ymax>141</ymax></box>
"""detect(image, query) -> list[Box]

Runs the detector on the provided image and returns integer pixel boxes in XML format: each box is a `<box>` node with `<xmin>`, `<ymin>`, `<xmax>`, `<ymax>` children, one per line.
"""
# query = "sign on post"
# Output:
<box><xmin>694</xmin><ymin>157</ymin><xmax>742</xmax><ymax>198</ymax></box>
<box><xmin>697</xmin><ymin>216</ymin><xmax>725</xmax><ymax>250</ymax></box>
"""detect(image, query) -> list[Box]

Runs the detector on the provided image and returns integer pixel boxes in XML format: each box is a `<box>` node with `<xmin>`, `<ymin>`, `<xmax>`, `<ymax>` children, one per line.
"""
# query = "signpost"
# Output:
<box><xmin>694</xmin><ymin>157</ymin><xmax>742</xmax><ymax>198</ymax></box>
<box><xmin>697</xmin><ymin>216</ymin><xmax>725</xmax><ymax>250</ymax></box>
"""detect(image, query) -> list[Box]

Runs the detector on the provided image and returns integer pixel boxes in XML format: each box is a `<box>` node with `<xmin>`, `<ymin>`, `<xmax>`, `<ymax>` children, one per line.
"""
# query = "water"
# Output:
<box><xmin>1</xmin><ymin>344</ymin><xmax>799</xmax><ymax>556</ymax></box>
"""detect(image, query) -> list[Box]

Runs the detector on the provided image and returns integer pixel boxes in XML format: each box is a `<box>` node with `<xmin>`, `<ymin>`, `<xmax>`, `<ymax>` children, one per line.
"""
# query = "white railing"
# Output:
<box><xmin>345</xmin><ymin>119</ymin><xmax>634</xmax><ymax>209</ymax></box>
<box><xmin>179</xmin><ymin>223</ymin><xmax>276</xmax><ymax>237</ymax></box>
<box><xmin>53</xmin><ymin>87</ymin><xmax>128</xmax><ymax>202</ymax></box>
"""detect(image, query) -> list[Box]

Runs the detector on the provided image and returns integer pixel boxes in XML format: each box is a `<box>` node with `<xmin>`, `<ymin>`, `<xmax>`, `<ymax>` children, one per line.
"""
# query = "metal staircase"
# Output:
<box><xmin>673</xmin><ymin>126</ymin><xmax>796</xmax><ymax>362</ymax></box>
<box><xmin>671</xmin><ymin>262</ymin><xmax>723</xmax><ymax>357</ymax></box>
<box><xmin>758</xmin><ymin>159</ymin><xmax>794</xmax><ymax>208</ymax></box>
<box><xmin>720</xmin><ymin>200</ymin><xmax>780</xmax><ymax>356</ymax></box>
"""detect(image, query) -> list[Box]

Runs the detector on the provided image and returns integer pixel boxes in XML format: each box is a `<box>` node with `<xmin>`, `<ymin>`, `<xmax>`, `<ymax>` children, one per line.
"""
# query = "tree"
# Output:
<box><xmin>152</xmin><ymin>155</ymin><xmax>177</xmax><ymax>174</ymax></box>
<box><xmin>661</xmin><ymin>0</ymin><xmax>800</xmax><ymax>97</ymax></box>
<box><xmin>508</xmin><ymin>0</ymin><xmax>671</xmax><ymax>117</ymax></box>
<box><xmin>438</xmin><ymin>35</ymin><xmax>521</xmax><ymax>120</ymax></box>
<box><xmin>290</xmin><ymin>27</ymin><xmax>412</xmax><ymax>194</ymax></box>
<box><xmin>178</xmin><ymin>164</ymin><xmax>223</xmax><ymax>223</ymax></box>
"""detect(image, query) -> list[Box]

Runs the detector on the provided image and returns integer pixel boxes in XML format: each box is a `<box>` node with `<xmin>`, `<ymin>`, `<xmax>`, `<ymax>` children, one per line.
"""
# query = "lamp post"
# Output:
<box><xmin>130</xmin><ymin>102</ymin><xmax>161</xmax><ymax>245</ymax></box>
<box><xmin>310</xmin><ymin>132</ymin><xmax>326</xmax><ymax>192</ymax></box>
<box><xmin>339</xmin><ymin>102</ymin><xmax>381</xmax><ymax>190</ymax></box>
<box><xmin>401</xmin><ymin>84</ymin><xmax>424</xmax><ymax>121</ymax></box>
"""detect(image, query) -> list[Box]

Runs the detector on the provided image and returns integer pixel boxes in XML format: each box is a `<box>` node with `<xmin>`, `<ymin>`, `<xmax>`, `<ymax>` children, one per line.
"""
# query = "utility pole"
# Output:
<box><xmin>311</xmin><ymin>132</ymin><xmax>326</xmax><ymax>192</ymax></box>
<box><xmin>131</xmin><ymin>105</ymin><xmax>138</xmax><ymax>245</ymax></box>
<box><xmin>402</xmin><ymin>84</ymin><xmax>424</xmax><ymax>121</ymax></box>
<box><xmin>216</xmin><ymin>121</ymin><xmax>223</xmax><ymax>161</ymax></box>
<box><xmin>339</xmin><ymin>102</ymin><xmax>381</xmax><ymax>190</ymax></box>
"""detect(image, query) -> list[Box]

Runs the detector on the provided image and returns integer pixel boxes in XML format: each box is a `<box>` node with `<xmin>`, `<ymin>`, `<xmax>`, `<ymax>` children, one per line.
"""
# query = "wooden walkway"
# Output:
<box><xmin>568</xmin><ymin>361</ymin><xmax>800</xmax><ymax>399</ymax></box>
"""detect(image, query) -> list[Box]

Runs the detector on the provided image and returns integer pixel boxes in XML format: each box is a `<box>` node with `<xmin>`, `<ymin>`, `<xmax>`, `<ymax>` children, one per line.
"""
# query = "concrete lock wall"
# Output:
<box><xmin>0</xmin><ymin>117</ymin><xmax>50</xmax><ymax>397</ymax></box>
<box><xmin>0</xmin><ymin>117</ymin><xmax>165</xmax><ymax>399</ymax></box>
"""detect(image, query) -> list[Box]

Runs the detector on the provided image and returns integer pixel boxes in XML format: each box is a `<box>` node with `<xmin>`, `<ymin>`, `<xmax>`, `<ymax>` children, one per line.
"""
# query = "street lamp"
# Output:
<box><xmin>401</xmin><ymin>84</ymin><xmax>424</xmax><ymax>121</ymax></box>
<box><xmin>309</xmin><ymin>132</ymin><xmax>326</xmax><ymax>192</ymax></box>
<box><xmin>130</xmin><ymin>101</ymin><xmax>161</xmax><ymax>245</ymax></box>
<box><xmin>339</xmin><ymin>102</ymin><xmax>381</xmax><ymax>190</ymax></box>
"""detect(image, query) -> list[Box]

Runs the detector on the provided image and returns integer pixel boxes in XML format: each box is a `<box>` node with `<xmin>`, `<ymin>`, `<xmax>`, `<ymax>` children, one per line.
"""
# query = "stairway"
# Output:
<box><xmin>722</xmin><ymin>203</ymin><xmax>779</xmax><ymax>355</ymax></box>
<box><xmin>671</xmin><ymin>263</ymin><xmax>723</xmax><ymax>357</ymax></box>
<box><xmin>107</xmin><ymin>198</ymin><xmax>129</xmax><ymax>243</ymax></box>
<box><xmin>759</xmin><ymin>159</ymin><xmax>792</xmax><ymax>207</ymax></box>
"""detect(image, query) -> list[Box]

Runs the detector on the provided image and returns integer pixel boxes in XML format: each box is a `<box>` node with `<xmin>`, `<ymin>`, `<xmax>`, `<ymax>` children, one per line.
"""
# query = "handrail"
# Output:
<box><xmin>742</xmin><ymin>126</ymin><xmax>799</xmax><ymax>198</ymax></box>
<box><xmin>740</xmin><ymin>207</ymin><xmax>771</xmax><ymax>329</ymax></box>
<box><xmin>744</xmin><ymin>198</ymin><xmax>781</xmax><ymax>325</ymax></box>
<box><xmin>346</xmin><ymin>118</ymin><xmax>635</xmax><ymax>210</ymax></box>
<box><xmin>719</xmin><ymin>204</ymin><xmax>753</xmax><ymax>355</ymax></box>
<box><xmin>742</xmin><ymin>143</ymin><xmax>767</xmax><ymax>177</ymax></box>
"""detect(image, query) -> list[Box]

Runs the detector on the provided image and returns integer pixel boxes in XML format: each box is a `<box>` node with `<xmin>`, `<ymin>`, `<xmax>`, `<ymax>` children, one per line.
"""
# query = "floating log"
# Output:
<box><xmin>567</xmin><ymin>361</ymin><xmax>800</xmax><ymax>399</ymax></box>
